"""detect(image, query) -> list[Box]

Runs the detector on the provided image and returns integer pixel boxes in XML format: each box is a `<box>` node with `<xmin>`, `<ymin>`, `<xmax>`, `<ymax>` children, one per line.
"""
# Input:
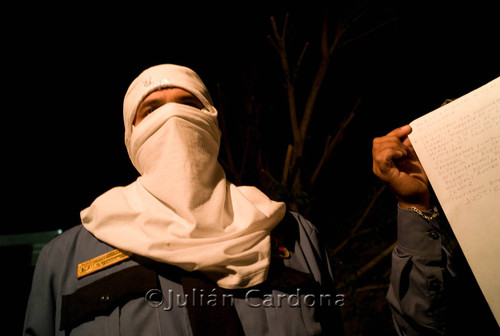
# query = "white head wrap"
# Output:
<box><xmin>81</xmin><ymin>64</ymin><xmax>286</xmax><ymax>289</ymax></box>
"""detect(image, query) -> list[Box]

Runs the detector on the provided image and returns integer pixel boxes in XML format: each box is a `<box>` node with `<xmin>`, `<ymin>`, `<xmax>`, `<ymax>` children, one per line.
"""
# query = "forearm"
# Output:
<box><xmin>387</xmin><ymin>206</ymin><xmax>448</xmax><ymax>335</ymax></box>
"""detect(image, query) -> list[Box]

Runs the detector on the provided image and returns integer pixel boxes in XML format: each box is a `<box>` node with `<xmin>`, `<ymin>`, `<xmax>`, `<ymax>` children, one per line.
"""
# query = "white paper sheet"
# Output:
<box><xmin>409</xmin><ymin>76</ymin><xmax>500</xmax><ymax>325</ymax></box>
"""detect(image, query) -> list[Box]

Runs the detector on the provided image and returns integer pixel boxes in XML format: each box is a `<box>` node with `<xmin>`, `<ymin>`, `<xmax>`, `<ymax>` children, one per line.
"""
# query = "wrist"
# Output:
<box><xmin>392</xmin><ymin>186</ymin><xmax>432</xmax><ymax>211</ymax></box>
<box><xmin>408</xmin><ymin>205</ymin><xmax>439</xmax><ymax>221</ymax></box>
<box><xmin>398</xmin><ymin>199</ymin><xmax>432</xmax><ymax>211</ymax></box>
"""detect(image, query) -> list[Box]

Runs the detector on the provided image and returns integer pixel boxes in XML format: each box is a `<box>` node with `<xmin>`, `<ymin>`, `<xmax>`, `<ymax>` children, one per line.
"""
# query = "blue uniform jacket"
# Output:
<box><xmin>23</xmin><ymin>211</ymin><xmax>344</xmax><ymax>335</ymax></box>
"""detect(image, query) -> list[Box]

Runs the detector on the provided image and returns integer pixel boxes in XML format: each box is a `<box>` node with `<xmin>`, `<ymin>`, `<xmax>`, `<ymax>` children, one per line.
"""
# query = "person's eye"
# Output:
<box><xmin>182</xmin><ymin>99</ymin><xmax>203</xmax><ymax>109</ymax></box>
<box><xmin>142</xmin><ymin>105</ymin><xmax>161</xmax><ymax>118</ymax></box>
<box><xmin>185</xmin><ymin>102</ymin><xmax>199</xmax><ymax>108</ymax></box>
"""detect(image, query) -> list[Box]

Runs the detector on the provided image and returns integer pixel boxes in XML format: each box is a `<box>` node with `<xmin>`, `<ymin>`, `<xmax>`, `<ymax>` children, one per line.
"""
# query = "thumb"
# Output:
<box><xmin>386</xmin><ymin>125</ymin><xmax>412</xmax><ymax>139</ymax></box>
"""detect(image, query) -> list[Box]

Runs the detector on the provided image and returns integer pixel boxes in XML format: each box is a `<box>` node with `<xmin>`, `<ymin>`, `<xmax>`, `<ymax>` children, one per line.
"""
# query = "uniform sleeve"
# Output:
<box><xmin>23</xmin><ymin>243</ymin><xmax>56</xmax><ymax>336</ymax></box>
<box><xmin>387</xmin><ymin>206</ymin><xmax>448</xmax><ymax>335</ymax></box>
<box><xmin>291</xmin><ymin>212</ymin><xmax>345</xmax><ymax>335</ymax></box>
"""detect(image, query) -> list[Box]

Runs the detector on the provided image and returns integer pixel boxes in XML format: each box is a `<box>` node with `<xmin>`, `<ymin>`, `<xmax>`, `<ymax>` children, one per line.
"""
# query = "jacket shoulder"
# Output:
<box><xmin>35</xmin><ymin>225</ymin><xmax>120</xmax><ymax>290</ymax></box>
<box><xmin>38</xmin><ymin>225</ymin><xmax>102</xmax><ymax>261</ymax></box>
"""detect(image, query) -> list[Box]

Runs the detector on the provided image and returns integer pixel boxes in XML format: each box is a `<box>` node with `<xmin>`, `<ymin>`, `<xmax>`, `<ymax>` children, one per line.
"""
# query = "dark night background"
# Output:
<box><xmin>3</xmin><ymin>1</ymin><xmax>499</xmax><ymax>334</ymax></box>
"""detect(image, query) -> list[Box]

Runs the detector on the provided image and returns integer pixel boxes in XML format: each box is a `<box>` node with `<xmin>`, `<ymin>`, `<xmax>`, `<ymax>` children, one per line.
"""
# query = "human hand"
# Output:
<box><xmin>372</xmin><ymin>125</ymin><xmax>431</xmax><ymax>210</ymax></box>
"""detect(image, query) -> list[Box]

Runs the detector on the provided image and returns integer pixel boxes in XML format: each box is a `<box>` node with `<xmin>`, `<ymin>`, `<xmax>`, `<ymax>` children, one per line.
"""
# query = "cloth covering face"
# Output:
<box><xmin>81</xmin><ymin>64</ymin><xmax>286</xmax><ymax>289</ymax></box>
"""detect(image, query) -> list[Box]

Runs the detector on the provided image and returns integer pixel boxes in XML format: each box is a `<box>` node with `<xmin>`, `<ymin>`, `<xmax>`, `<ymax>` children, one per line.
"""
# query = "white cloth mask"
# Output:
<box><xmin>81</xmin><ymin>64</ymin><xmax>286</xmax><ymax>289</ymax></box>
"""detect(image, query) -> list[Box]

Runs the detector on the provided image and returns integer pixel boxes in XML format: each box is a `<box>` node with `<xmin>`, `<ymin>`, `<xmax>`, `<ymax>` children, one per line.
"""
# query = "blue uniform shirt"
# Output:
<box><xmin>23</xmin><ymin>212</ymin><xmax>344</xmax><ymax>335</ymax></box>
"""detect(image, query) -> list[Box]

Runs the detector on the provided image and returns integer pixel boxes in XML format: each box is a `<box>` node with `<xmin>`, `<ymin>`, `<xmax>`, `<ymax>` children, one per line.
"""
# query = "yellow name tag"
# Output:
<box><xmin>77</xmin><ymin>249</ymin><xmax>131</xmax><ymax>279</ymax></box>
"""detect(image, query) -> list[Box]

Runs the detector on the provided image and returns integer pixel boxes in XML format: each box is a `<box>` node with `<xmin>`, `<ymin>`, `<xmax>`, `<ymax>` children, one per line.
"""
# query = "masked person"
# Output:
<box><xmin>23</xmin><ymin>64</ymin><xmax>345</xmax><ymax>335</ymax></box>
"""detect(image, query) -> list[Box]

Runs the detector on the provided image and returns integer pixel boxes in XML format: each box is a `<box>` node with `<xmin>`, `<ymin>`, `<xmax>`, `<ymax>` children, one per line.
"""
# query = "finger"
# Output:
<box><xmin>373</xmin><ymin>150</ymin><xmax>406</xmax><ymax>183</ymax></box>
<box><xmin>373</xmin><ymin>137</ymin><xmax>408</xmax><ymax>158</ymax></box>
<box><xmin>376</xmin><ymin>147</ymin><xmax>406</xmax><ymax>168</ymax></box>
<box><xmin>386</xmin><ymin>125</ymin><xmax>412</xmax><ymax>139</ymax></box>
<box><xmin>373</xmin><ymin>153</ymin><xmax>398</xmax><ymax>182</ymax></box>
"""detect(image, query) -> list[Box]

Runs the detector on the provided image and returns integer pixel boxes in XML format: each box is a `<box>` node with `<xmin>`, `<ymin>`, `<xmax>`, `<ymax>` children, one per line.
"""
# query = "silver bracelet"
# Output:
<box><xmin>409</xmin><ymin>206</ymin><xmax>439</xmax><ymax>221</ymax></box>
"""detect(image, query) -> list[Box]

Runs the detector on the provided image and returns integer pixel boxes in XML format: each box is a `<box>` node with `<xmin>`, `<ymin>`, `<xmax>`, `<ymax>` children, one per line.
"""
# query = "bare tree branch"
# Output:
<box><xmin>266</xmin><ymin>10</ymin><xmax>395</xmax><ymax>209</ymax></box>
<box><xmin>339</xmin><ymin>17</ymin><xmax>396</xmax><ymax>48</ymax></box>
<box><xmin>354</xmin><ymin>241</ymin><xmax>397</xmax><ymax>279</ymax></box>
<box><xmin>295</xmin><ymin>41</ymin><xmax>309</xmax><ymax>80</ymax></box>
<box><xmin>282</xmin><ymin>144</ymin><xmax>294</xmax><ymax>183</ymax></box>
<box><xmin>269</xmin><ymin>14</ymin><xmax>301</xmax><ymax>154</ymax></box>
<box><xmin>355</xmin><ymin>284</ymin><xmax>389</xmax><ymax>293</ymax></box>
<box><xmin>299</xmin><ymin>15</ymin><xmax>346</xmax><ymax>145</ymax></box>
<box><xmin>337</xmin><ymin>241</ymin><xmax>397</xmax><ymax>290</ymax></box>
<box><xmin>310</xmin><ymin>98</ymin><xmax>360</xmax><ymax>187</ymax></box>
<box><xmin>331</xmin><ymin>185</ymin><xmax>386</xmax><ymax>255</ymax></box>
